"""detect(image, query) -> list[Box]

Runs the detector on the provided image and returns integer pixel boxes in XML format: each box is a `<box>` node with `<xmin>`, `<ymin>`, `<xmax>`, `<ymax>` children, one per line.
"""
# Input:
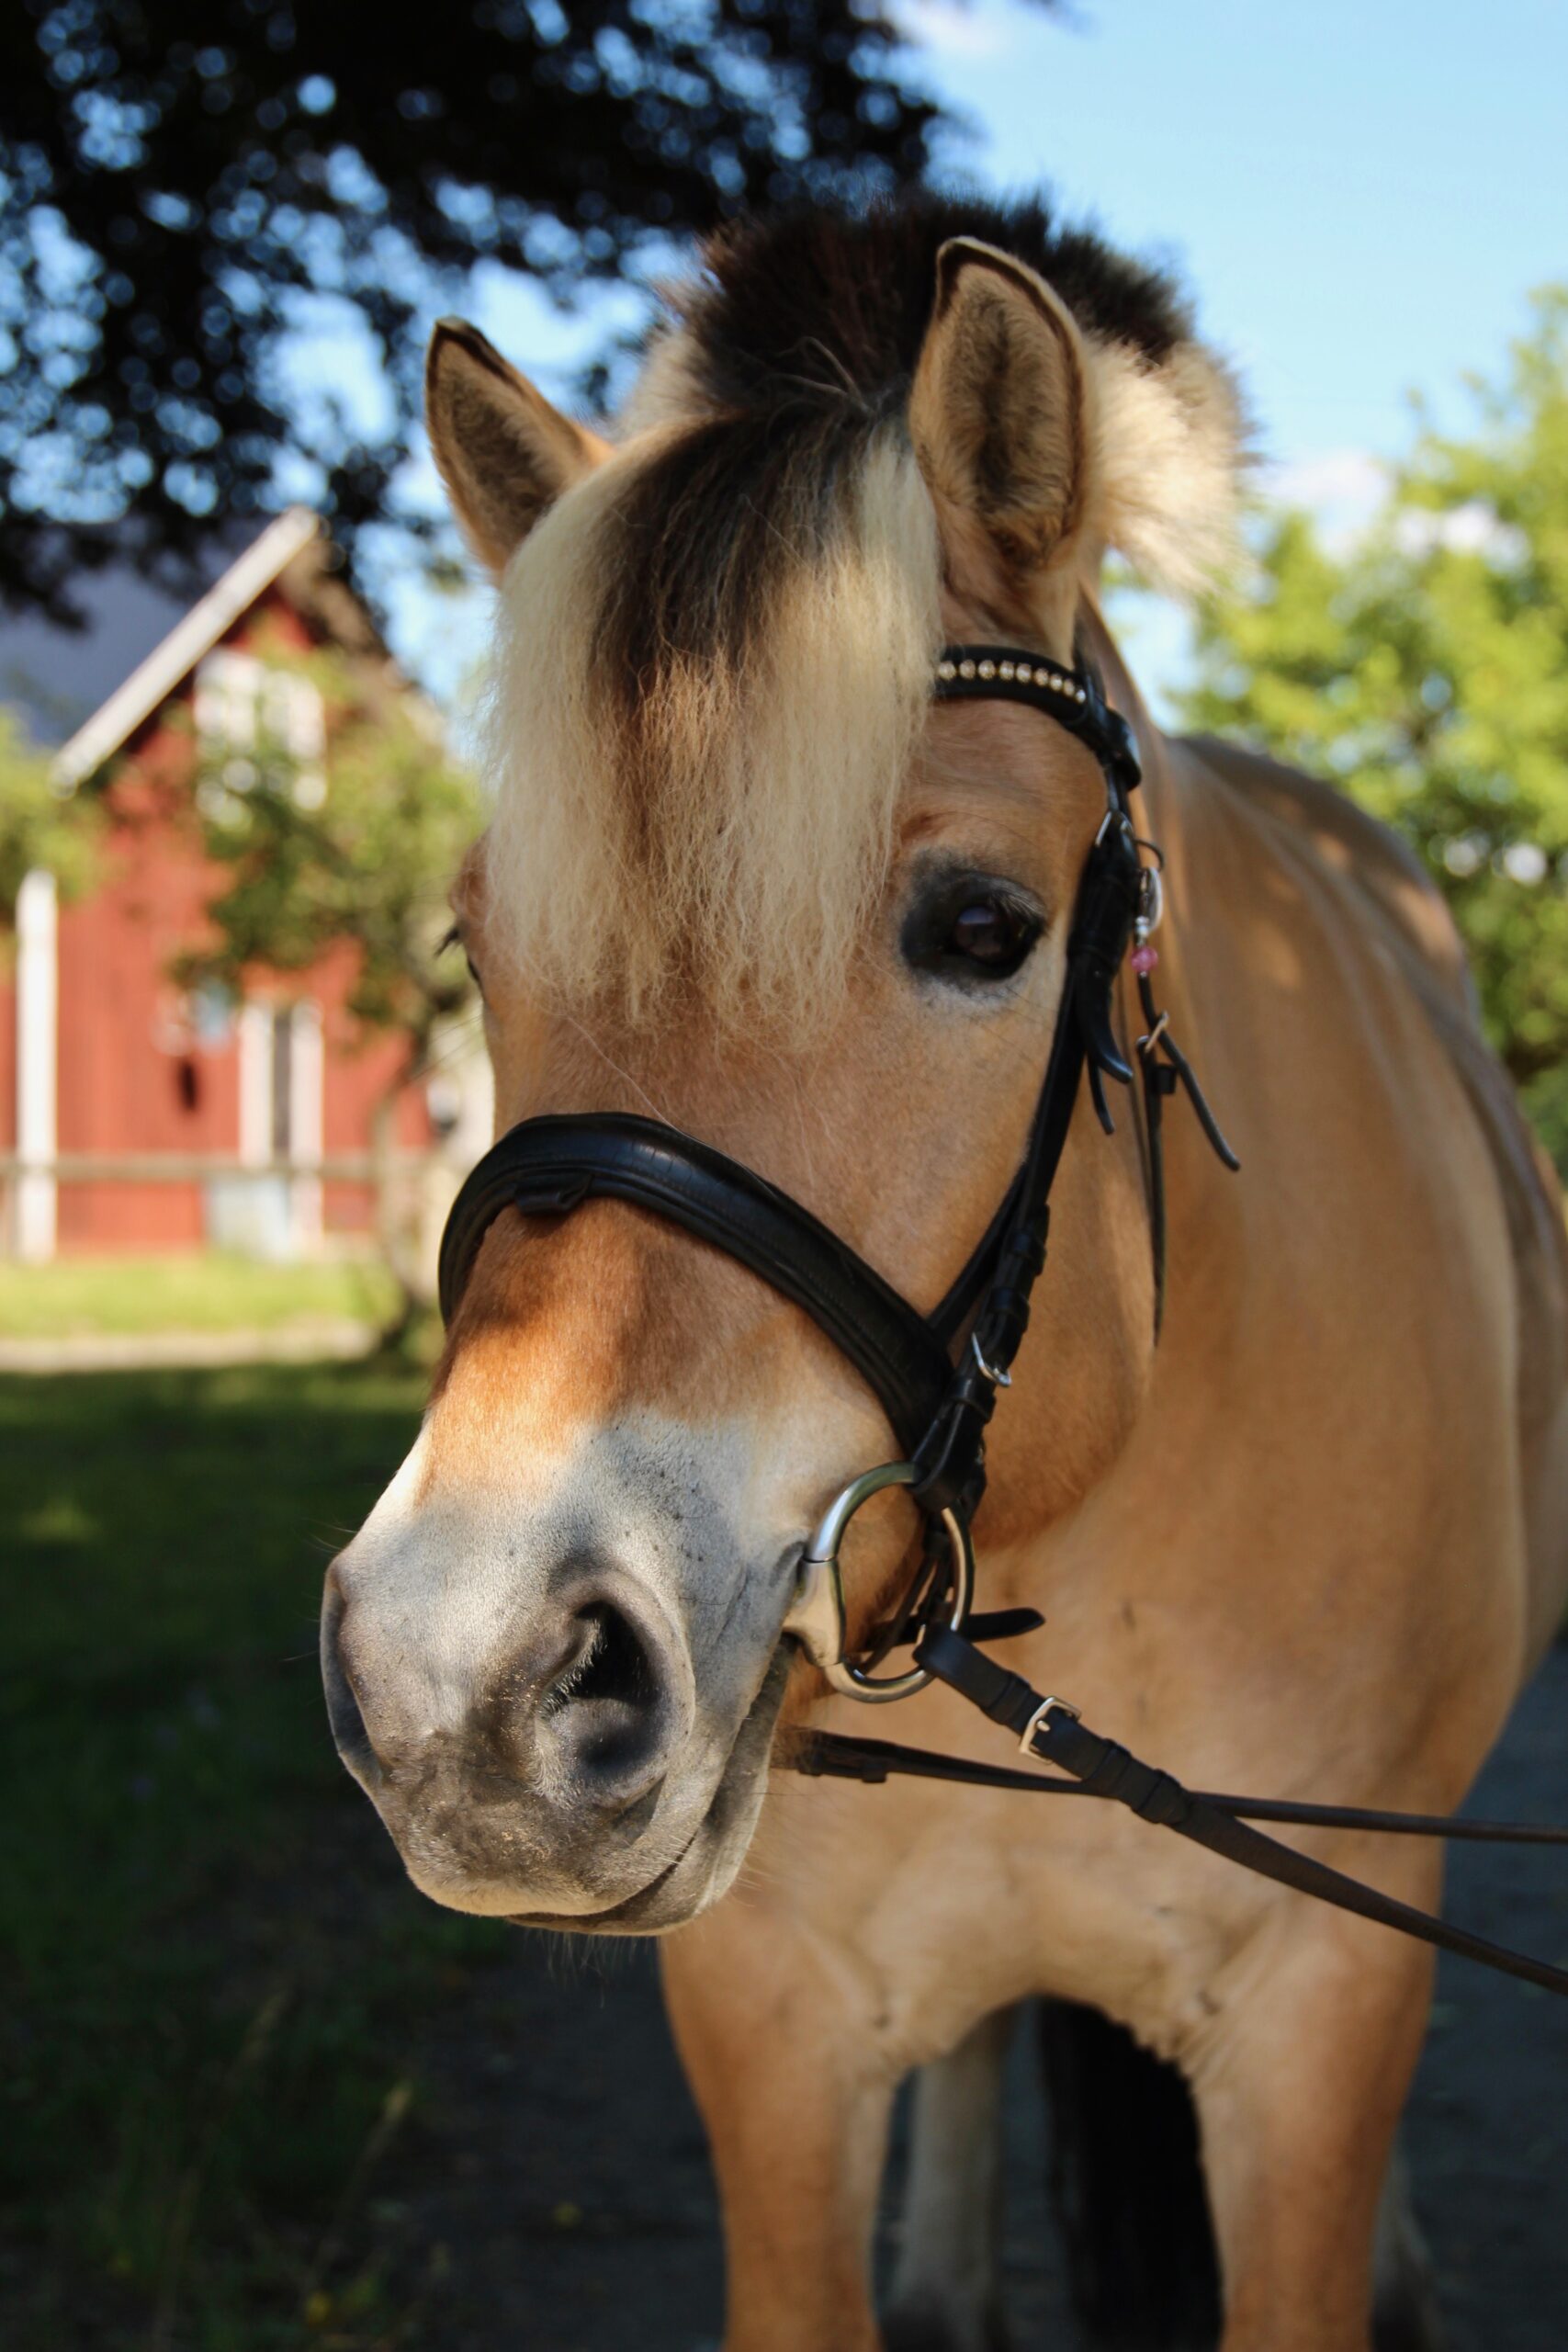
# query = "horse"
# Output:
<box><xmin>320</xmin><ymin>195</ymin><xmax>1568</xmax><ymax>2351</ymax></box>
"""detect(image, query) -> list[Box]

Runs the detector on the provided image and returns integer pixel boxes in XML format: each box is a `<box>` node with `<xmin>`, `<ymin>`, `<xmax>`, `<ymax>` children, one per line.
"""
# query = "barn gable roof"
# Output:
<box><xmin>42</xmin><ymin>508</ymin><xmax>323</xmax><ymax>792</ymax></box>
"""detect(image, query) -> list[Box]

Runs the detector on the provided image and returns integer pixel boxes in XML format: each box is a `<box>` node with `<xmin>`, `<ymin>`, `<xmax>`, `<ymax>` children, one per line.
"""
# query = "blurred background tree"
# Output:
<box><xmin>179</xmin><ymin>635</ymin><xmax>483</xmax><ymax>1317</ymax></box>
<box><xmin>1182</xmin><ymin>288</ymin><xmax>1568</xmax><ymax>1159</ymax></box>
<box><xmin>0</xmin><ymin>0</ymin><xmax>964</xmax><ymax>618</ymax></box>
<box><xmin>0</xmin><ymin>703</ymin><xmax>100</xmax><ymax>909</ymax></box>
<box><xmin>181</xmin><ymin>639</ymin><xmax>478</xmax><ymax>1066</ymax></box>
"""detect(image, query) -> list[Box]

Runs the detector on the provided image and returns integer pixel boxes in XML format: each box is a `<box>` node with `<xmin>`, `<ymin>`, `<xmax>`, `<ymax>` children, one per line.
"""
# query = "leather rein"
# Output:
<box><xmin>439</xmin><ymin>642</ymin><xmax>1568</xmax><ymax>1999</ymax></box>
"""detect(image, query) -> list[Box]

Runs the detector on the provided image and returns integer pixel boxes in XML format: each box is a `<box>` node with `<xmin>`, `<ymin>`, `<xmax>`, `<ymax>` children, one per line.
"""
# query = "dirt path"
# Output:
<box><xmin>365</xmin><ymin>1651</ymin><xmax>1568</xmax><ymax>2350</ymax></box>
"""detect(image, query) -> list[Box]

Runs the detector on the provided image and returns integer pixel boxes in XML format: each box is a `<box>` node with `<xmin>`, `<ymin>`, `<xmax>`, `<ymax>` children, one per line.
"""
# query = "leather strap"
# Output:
<box><xmin>908</xmin><ymin>1628</ymin><xmax>1568</xmax><ymax>1999</ymax></box>
<box><xmin>784</xmin><ymin>1728</ymin><xmax>1568</xmax><ymax>1843</ymax></box>
<box><xmin>438</xmin><ymin>1114</ymin><xmax>954</xmax><ymax>1459</ymax></box>
<box><xmin>934</xmin><ymin>644</ymin><xmax>1143</xmax><ymax>801</ymax></box>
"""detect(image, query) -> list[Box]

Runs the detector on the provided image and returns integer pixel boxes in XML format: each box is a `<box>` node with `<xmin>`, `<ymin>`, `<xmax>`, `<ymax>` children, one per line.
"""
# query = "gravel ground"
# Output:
<box><xmin>368</xmin><ymin>1648</ymin><xmax>1568</xmax><ymax>2351</ymax></box>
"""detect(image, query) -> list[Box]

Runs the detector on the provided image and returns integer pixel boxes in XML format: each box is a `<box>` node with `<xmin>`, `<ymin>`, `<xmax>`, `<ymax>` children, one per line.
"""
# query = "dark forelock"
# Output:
<box><xmin>683</xmin><ymin>191</ymin><xmax>1190</xmax><ymax>412</ymax></box>
<box><xmin>597</xmin><ymin>193</ymin><xmax>1190</xmax><ymax>714</ymax></box>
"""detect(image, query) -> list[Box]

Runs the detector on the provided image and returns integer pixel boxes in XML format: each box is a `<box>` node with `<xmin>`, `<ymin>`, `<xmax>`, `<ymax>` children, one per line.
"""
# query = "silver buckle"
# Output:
<box><xmin>970</xmin><ymin>1330</ymin><xmax>1012</xmax><ymax>1387</ymax></box>
<box><xmin>1020</xmin><ymin>1693</ymin><xmax>1080</xmax><ymax>1757</ymax></box>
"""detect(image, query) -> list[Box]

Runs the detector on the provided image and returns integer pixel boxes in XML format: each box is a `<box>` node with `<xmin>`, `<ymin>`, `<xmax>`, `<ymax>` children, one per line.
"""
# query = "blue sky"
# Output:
<box><xmin>378</xmin><ymin>0</ymin><xmax>1568</xmax><ymax>715</ymax></box>
<box><xmin>914</xmin><ymin>0</ymin><xmax>1566</xmax><ymax>471</ymax></box>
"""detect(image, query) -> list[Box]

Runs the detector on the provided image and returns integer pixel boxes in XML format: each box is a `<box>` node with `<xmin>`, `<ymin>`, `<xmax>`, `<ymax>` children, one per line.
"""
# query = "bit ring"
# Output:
<box><xmin>783</xmin><ymin>1461</ymin><xmax>975</xmax><ymax>1703</ymax></box>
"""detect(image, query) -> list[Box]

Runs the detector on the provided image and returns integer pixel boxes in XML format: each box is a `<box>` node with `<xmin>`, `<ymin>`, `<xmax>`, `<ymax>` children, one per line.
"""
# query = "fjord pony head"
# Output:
<box><xmin>322</xmin><ymin>199</ymin><xmax>1243</xmax><ymax>1932</ymax></box>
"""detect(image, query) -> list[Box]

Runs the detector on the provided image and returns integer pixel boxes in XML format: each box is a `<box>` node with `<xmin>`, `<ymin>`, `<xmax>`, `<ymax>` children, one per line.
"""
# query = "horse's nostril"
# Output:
<box><xmin>541</xmin><ymin>1600</ymin><xmax>668</xmax><ymax>1799</ymax></box>
<box><xmin>547</xmin><ymin>1602</ymin><xmax>654</xmax><ymax>1713</ymax></box>
<box><xmin>321</xmin><ymin>1577</ymin><xmax>381</xmax><ymax>1786</ymax></box>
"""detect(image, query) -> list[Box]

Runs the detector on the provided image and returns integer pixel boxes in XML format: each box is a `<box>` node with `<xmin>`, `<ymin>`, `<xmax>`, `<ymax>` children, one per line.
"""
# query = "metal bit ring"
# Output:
<box><xmin>783</xmin><ymin>1461</ymin><xmax>975</xmax><ymax>1703</ymax></box>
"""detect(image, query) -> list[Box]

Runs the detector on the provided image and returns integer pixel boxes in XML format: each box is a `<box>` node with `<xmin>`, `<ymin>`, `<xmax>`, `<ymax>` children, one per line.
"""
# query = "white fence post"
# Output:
<box><xmin>16</xmin><ymin>870</ymin><xmax>58</xmax><ymax>1263</ymax></box>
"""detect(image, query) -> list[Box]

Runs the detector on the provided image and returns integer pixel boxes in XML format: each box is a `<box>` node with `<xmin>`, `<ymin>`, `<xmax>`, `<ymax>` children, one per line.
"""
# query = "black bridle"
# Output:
<box><xmin>440</xmin><ymin>647</ymin><xmax>1220</xmax><ymax>1681</ymax></box>
<box><xmin>439</xmin><ymin>641</ymin><xmax>1568</xmax><ymax>1998</ymax></box>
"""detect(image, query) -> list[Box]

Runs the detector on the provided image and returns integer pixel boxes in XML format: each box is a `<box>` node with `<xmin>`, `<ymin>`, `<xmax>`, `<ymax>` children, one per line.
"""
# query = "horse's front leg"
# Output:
<box><xmin>662</xmin><ymin>1910</ymin><xmax>899</xmax><ymax>2352</ymax></box>
<box><xmin>1188</xmin><ymin>1896</ymin><xmax>1438</xmax><ymax>2352</ymax></box>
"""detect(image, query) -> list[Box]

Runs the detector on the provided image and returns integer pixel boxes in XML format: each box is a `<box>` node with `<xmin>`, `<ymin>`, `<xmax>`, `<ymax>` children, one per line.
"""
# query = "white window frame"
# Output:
<box><xmin>195</xmin><ymin>650</ymin><xmax>326</xmax><ymax>809</ymax></box>
<box><xmin>233</xmin><ymin>996</ymin><xmax>323</xmax><ymax>1254</ymax></box>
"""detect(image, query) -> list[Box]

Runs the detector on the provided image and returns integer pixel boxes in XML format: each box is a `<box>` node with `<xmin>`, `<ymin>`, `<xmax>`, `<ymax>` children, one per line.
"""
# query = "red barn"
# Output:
<box><xmin>0</xmin><ymin>510</ymin><xmax>479</xmax><ymax>1261</ymax></box>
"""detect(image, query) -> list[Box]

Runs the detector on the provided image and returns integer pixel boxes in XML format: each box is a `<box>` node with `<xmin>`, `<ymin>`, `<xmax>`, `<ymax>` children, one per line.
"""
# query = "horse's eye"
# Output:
<box><xmin>902</xmin><ymin>876</ymin><xmax>1043</xmax><ymax>987</ymax></box>
<box><xmin>946</xmin><ymin>899</ymin><xmax>1032</xmax><ymax>970</ymax></box>
<box><xmin>440</xmin><ymin>923</ymin><xmax>486</xmax><ymax>1001</ymax></box>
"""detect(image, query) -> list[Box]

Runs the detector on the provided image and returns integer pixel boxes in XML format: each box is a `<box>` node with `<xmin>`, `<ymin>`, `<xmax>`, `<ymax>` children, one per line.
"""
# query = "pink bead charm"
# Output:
<box><xmin>1130</xmin><ymin>943</ymin><xmax>1159</xmax><ymax>976</ymax></box>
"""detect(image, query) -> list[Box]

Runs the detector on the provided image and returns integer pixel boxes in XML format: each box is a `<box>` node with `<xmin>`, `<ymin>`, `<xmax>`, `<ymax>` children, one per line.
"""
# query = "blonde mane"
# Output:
<box><xmin>480</xmin><ymin>427</ymin><xmax>942</xmax><ymax>1035</ymax></box>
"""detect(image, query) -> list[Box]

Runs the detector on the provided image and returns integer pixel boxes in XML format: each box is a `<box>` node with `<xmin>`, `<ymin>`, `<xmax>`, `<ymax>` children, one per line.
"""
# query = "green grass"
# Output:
<box><xmin>0</xmin><ymin>1252</ymin><xmax>401</xmax><ymax>1340</ymax></box>
<box><xmin>0</xmin><ymin>1359</ymin><xmax>509</xmax><ymax>2350</ymax></box>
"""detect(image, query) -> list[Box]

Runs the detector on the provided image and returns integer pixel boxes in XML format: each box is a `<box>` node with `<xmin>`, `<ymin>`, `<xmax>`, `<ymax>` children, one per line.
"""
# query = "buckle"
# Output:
<box><xmin>969</xmin><ymin>1330</ymin><xmax>1012</xmax><ymax>1388</ymax></box>
<box><xmin>1020</xmin><ymin>1692</ymin><xmax>1080</xmax><ymax>1757</ymax></box>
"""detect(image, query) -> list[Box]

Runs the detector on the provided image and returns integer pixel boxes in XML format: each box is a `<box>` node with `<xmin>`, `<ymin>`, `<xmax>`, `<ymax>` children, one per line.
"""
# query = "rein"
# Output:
<box><xmin>438</xmin><ymin>639</ymin><xmax>1568</xmax><ymax>1999</ymax></box>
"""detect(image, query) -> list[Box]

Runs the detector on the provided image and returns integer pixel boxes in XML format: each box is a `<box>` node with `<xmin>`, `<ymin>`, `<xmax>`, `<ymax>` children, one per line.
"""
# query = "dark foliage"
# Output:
<box><xmin>0</xmin><ymin>0</ymin><xmax>956</xmax><ymax>616</ymax></box>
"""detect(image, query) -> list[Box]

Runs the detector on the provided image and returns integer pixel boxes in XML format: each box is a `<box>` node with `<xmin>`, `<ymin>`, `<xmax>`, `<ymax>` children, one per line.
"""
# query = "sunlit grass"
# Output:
<box><xmin>0</xmin><ymin>1250</ymin><xmax>401</xmax><ymax>1340</ymax></box>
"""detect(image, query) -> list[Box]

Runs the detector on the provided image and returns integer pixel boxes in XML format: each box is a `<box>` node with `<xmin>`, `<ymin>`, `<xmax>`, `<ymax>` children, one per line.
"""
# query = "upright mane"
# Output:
<box><xmin>479</xmin><ymin>193</ymin><xmax>1240</xmax><ymax>1035</ymax></box>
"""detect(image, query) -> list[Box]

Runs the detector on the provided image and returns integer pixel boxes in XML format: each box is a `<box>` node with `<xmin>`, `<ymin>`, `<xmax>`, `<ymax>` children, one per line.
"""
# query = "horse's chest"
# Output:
<box><xmin>757</xmin><ymin>1771</ymin><xmax>1245</xmax><ymax>2066</ymax></box>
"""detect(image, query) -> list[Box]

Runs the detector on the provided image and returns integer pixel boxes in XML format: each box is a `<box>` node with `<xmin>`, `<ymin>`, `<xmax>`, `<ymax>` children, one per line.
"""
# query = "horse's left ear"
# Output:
<box><xmin>910</xmin><ymin>236</ymin><xmax>1245</xmax><ymax>607</ymax></box>
<box><xmin>909</xmin><ymin>239</ymin><xmax>1091</xmax><ymax>609</ymax></box>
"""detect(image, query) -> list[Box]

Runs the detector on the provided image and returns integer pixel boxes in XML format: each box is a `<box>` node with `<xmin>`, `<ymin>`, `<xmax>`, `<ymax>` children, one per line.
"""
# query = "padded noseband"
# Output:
<box><xmin>437</xmin><ymin>1113</ymin><xmax>955</xmax><ymax>1460</ymax></box>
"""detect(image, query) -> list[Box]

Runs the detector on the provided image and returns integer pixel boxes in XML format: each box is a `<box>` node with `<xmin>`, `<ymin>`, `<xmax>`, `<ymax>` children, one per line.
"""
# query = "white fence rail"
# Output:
<box><xmin>0</xmin><ymin>1149</ymin><xmax>448</xmax><ymax>1269</ymax></box>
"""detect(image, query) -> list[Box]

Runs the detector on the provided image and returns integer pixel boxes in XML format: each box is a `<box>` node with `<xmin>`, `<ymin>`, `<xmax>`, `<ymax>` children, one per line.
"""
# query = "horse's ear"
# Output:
<box><xmin>425</xmin><ymin>319</ymin><xmax>610</xmax><ymax>577</ymax></box>
<box><xmin>910</xmin><ymin>236</ymin><xmax>1247</xmax><ymax>608</ymax></box>
<box><xmin>907</xmin><ymin>238</ymin><xmax>1090</xmax><ymax>602</ymax></box>
<box><xmin>909</xmin><ymin>238</ymin><xmax>1091</xmax><ymax>607</ymax></box>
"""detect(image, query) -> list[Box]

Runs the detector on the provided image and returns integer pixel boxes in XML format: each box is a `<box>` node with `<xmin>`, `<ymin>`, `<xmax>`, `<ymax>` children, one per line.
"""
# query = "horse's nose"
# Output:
<box><xmin>321</xmin><ymin>1563</ymin><xmax>680</xmax><ymax>1817</ymax></box>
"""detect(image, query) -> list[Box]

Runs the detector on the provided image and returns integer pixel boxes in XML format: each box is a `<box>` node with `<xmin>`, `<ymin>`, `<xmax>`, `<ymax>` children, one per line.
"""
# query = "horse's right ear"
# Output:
<box><xmin>908</xmin><ymin>237</ymin><xmax>1246</xmax><ymax>616</ymax></box>
<box><xmin>425</xmin><ymin>320</ymin><xmax>610</xmax><ymax>577</ymax></box>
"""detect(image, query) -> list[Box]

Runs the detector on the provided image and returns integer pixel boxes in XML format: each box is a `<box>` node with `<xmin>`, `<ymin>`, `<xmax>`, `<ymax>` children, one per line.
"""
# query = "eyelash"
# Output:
<box><xmin>440</xmin><ymin>925</ymin><xmax>485</xmax><ymax>998</ymax></box>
